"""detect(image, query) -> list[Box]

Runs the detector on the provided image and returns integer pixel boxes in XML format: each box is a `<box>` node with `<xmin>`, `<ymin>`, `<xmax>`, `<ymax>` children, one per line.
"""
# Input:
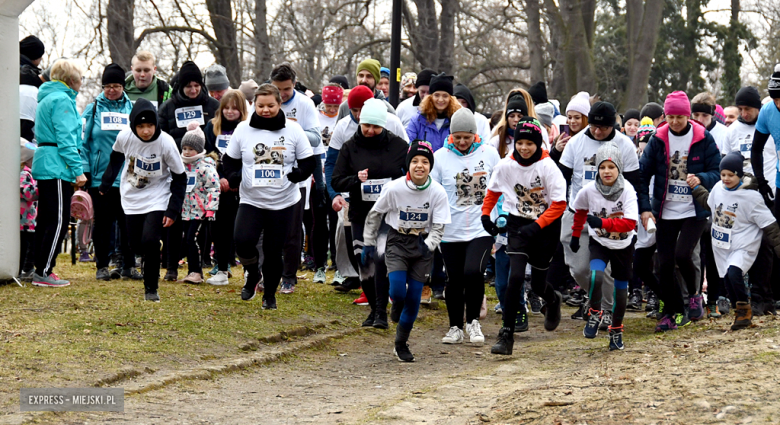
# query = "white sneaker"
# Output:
<box><xmin>466</xmin><ymin>319</ymin><xmax>485</xmax><ymax>345</ymax></box>
<box><xmin>441</xmin><ymin>326</ymin><xmax>464</xmax><ymax>344</ymax></box>
<box><xmin>332</xmin><ymin>270</ymin><xmax>346</xmax><ymax>284</ymax></box>
<box><xmin>206</xmin><ymin>271</ymin><xmax>229</xmax><ymax>286</ymax></box>
<box><xmin>313</xmin><ymin>268</ymin><xmax>326</xmax><ymax>283</ymax></box>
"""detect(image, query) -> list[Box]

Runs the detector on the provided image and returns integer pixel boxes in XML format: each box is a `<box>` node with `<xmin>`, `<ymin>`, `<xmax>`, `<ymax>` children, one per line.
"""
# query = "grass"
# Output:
<box><xmin>0</xmin><ymin>255</ymin><xmax>369</xmax><ymax>412</ymax></box>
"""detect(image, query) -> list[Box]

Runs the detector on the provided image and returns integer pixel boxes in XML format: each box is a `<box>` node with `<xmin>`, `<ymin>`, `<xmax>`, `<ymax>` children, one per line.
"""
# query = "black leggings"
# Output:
<box><xmin>184</xmin><ymin>220</ymin><xmax>205</xmax><ymax>275</ymax></box>
<box><xmin>282</xmin><ymin>188</ymin><xmax>306</xmax><ymax>282</ymax></box>
<box><xmin>214</xmin><ymin>191</ymin><xmax>239</xmax><ymax>271</ymax></box>
<box><xmin>234</xmin><ymin>204</ymin><xmax>294</xmax><ymax>296</ymax></box>
<box><xmin>19</xmin><ymin>232</ymin><xmax>35</xmax><ymax>274</ymax></box>
<box><xmin>699</xmin><ymin>221</ymin><xmax>722</xmax><ymax>304</ymax></box>
<box><xmin>163</xmin><ymin>214</ymin><xmax>183</xmax><ymax>272</ymax></box>
<box><xmin>655</xmin><ymin>217</ymin><xmax>706</xmax><ymax>315</ymax></box>
<box><xmin>34</xmin><ymin>179</ymin><xmax>73</xmax><ymax>276</ymax></box>
<box><xmin>632</xmin><ymin>245</ymin><xmax>660</xmax><ymax>295</ymax></box>
<box><xmin>723</xmin><ymin>266</ymin><xmax>747</xmax><ymax>303</ymax></box>
<box><xmin>350</xmin><ymin>218</ymin><xmax>390</xmax><ymax>312</ymax></box>
<box><xmin>748</xmin><ymin>234</ymin><xmax>776</xmax><ymax>304</ymax></box>
<box><xmin>441</xmin><ymin>237</ymin><xmax>493</xmax><ymax>328</ymax></box>
<box><xmin>310</xmin><ymin>189</ymin><xmax>330</xmax><ymax>269</ymax></box>
<box><xmin>125</xmin><ymin>211</ymin><xmax>164</xmax><ymax>292</ymax></box>
<box><xmin>89</xmin><ymin>188</ymin><xmax>133</xmax><ymax>270</ymax></box>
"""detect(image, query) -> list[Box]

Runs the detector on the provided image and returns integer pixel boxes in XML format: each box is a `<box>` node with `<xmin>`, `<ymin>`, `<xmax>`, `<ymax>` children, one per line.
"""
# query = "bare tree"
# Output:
<box><xmin>403</xmin><ymin>0</ymin><xmax>459</xmax><ymax>73</ymax></box>
<box><xmin>254</xmin><ymin>0</ymin><xmax>273</xmax><ymax>81</ymax></box>
<box><xmin>107</xmin><ymin>0</ymin><xmax>135</xmax><ymax>68</ymax></box>
<box><xmin>205</xmin><ymin>0</ymin><xmax>240</xmax><ymax>86</ymax></box>
<box><xmin>525</xmin><ymin>0</ymin><xmax>545</xmax><ymax>85</ymax></box>
<box><xmin>621</xmin><ymin>0</ymin><xmax>664</xmax><ymax>109</ymax></box>
<box><xmin>544</xmin><ymin>0</ymin><xmax>597</xmax><ymax>100</ymax></box>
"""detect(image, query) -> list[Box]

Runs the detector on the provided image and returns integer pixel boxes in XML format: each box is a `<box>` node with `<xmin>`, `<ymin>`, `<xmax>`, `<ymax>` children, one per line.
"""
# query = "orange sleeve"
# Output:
<box><xmin>481</xmin><ymin>189</ymin><xmax>502</xmax><ymax>216</ymax></box>
<box><xmin>535</xmin><ymin>200</ymin><xmax>566</xmax><ymax>229</ymax></box>
<box><xmin>571</xmin><ymin>209</ymin><xmax>588</xmax><ymax>237</ymax></box>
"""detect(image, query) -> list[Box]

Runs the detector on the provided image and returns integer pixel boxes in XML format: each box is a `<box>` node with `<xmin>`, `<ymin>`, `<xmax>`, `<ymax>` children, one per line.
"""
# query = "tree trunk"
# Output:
<box><xmin>254</xmin><ymin>0</ymin><xmax>273</xmax><ymax>82</ymax></box>
<box><xmin>438</xmin><ymin>0</ymin><xmax>458</xmax><ymax>74</ymax></box>
<box><xmin>526</xmin><ymin>0</ymin><xmax>545</xmax><ymax>84</ymax></box>
<box><xmin>720</xmin><ymin>0</ymin><xmax>741</xmax><ymax>103</ymax></box>
<box><xmin>106</xmin><ymin>0</ymin><xmax>135</xmax><ymax>68</ymax></box>
<box><xmin>559</xmin><ymin>0</ymin><xmax>596</xmax><ymax>94</ymax></box>
<box><xmin>206</xmin><ymin>0</ymin><xmax>241</xmax><ymax>87</ymax></box>
<box><xmin>621</xmin><ymin>0</ymin><xmax>664</xmax><ymax>110</ymax></box>
<box><xmin>405</xmin><ymin>0</ymin><xmax>439</xmax><ymax>70</ymax></box>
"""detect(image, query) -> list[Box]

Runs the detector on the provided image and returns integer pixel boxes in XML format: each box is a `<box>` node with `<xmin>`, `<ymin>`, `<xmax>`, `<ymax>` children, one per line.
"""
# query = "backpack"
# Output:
<box><xmin>71</xmin><ymin>190</ymin><xmax>94</xmax><ymax>246</ymax></box>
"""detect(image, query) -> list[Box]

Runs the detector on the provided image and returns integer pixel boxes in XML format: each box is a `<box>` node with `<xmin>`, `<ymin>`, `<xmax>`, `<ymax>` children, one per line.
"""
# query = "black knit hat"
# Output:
<box><xmin>178</xmin><ymin>61</ymin><xmax>204</xmax><ymax>91</ymax></box>
<box><xmin>623</xmin><ymin>108</ymin><xmax>640</xmax><ymax>123</ymax></box>
<box><xmin>406</xmin><ymin>139</ymin><xmax>435</xmax><ymax>171</ymax></box>
<box><xmin>769</xmin><ymin>64</ymin><xmax>780</xmax><ymax>99</ymax></box>
<box><xmin>20</xmin><ymin>35</ymin><xmax>44</xmax><ymax>60</ymax></box>
<box><xmin>528</xmin><ymin>81</ymin><xmax>548</xmax><ymax>105</ymax></box>
<box><xmin>329</xmin><ymin>75</ymin><xmax>349</xmax><ymax>90</ymax></box>
<box><xmin>735</xmin><ymin>86</ymin><xmax>762</xmax><ymax>110</ymax></box>
<box><xmin>514</xmin><ymin>117</ymin><xmax>544</xmax><ymax>148</ymax></box>
<box><xmin>640</xmin><ymin>102</ymin><xmax>664</xmax><ymax>120</ymax></box>
<box><xmin>101</xmin><ymin>63</ymin><xmax>126</xmax><ymax>86</ymax></box>
<box><xmin>429</xmin><ymin>73</ymin><xmax>454</xmax><ymax>96</ymax></box>
<box><xmin>505</xmin><ymin>93</ymin><xmax>528</xmax><ymax>118</ymax></box>
<box><xmin>720</xmin><ymin>151</ymin><xmax>744</xmax><ymax>178</ymax></box>
<box><xmin>416</xmin><ymin>69</ymin><xmax>436</xmax><ymax>88</ymax></box>
<box><xmin>589</xmin><ymin>101</ymin><xmax>617</xmax><ymax>127</ymax></box>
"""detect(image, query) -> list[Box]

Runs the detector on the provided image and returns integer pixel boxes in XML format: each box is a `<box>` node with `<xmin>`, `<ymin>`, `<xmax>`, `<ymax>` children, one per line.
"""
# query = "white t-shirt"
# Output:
<box><xmin>20</xmin><ymin>84</ymin><xmax>38</xmax><ymax>122</ymax></box>
<box><xmin>488</xmin><ymin>130</ymin><xmax>551</xmax><ymax>159</ymax></box>
<box><xmin>396</xmin><ymin>96</ymin><xmax>418</xmax><ymax>128</ymax></box>
<box><xmin>281</xmin><ymin>91</ymin><xmax>320</xmax><ymax>136</ymax></box>
<box><xmin>662</xmin><ymin>129</ymin><xmax>696</xmax><ymax>219</ymax></box>
<box><xmin>724</xmin><ymin>120</ymin><xmax>778</xmax><ymax>191</ymax></box>
<box><xmin>317</xmin><ymin>112</ymin><xmax>339</xmax><ymax>156</ymax></box>
<box><xmin>328</xmin><ymin>114</ymin><xmax>409</xmax><ymax>151</ymax></box>
<box><xmin>225</xmin><ymin>119</ymin><xmax>314</xmax><ymax>211</ymax></box>
<box><xmin>572</xmin><ymin>181</ymin><xmax>638</xmax><ymax>250</ymax></box>
<box><xmin>431</xmin><ymin>144</ymin><xmax>501</xmax><ymax>242</ymax></box>
<box><xmin>113</xmin><ymin>129</ymin><xmax>185</xmax><ymax>215</ymax></box>
<box><xmin>371</xmin><ymin>177</ymin><xmax>451</xmax><ymax>234</ymax></box>
<box><xmin>707</xmin><ymin>181</ymin><xmax>777</xmax><ymax>277</ymax></box>
<box><xmin>474</xmin><ymin>113</ymin><xmax>492</xmax><ymax>147</ymax></box>
<box><xmin>487</xmin><ymin>156</ymin><xmax>567</xmax><ymax>221</ymax></box>
<box><xmin>708</xmin><ymin>121</ymin><xmax>729</xmax><ymax>155</ymax></box>
<box><xmin>636</xmin><ymin>175</ymin><xmax>657</xmax><ymax>249</ymax></box>
<box><xmin>559</xmin><ymin>130</ymin><xmax>640</xmax><ymax>203</ymax></box>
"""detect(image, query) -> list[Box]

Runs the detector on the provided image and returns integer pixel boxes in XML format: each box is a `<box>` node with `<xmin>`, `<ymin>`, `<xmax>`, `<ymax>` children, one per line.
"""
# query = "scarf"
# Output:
<box><xmin>221</xmin><ymin>118</ymin><xmax>239</xmax><ymax>133</ymax></box>
<box><xmin>249</xmin><ymin>111</ymin><xmax>286</xmax><ymax>131</ymax></box>
<box><xmin>446</xmin><ymin>134</ymin><xmax>483</xmax><ymax>156</ymax></box>
<box><xmin>595</xmin><ymin>173</ymin><xmax>625</xmax><ymax>201</ymax></box>
<box><xmin>512</xmin><ymin>146</ymin><xmax>543</xmax><ymax>166</ymax></box>
<box><xmin>181</xmin><ymin>151</ymin><xmax>207</xmax><ymax>164</ymax></box>
<box><xmin>405</xmin><ymin>174</ymin><xmax>431</xmax><ymax>190</ymax></box>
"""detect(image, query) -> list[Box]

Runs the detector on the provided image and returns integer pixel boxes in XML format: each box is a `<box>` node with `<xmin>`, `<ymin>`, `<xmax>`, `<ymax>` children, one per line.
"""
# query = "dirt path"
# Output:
<box><xmin>23</xmin><ymin>305</ymin><xmax>780</xmax><ymax>425</ymax></box>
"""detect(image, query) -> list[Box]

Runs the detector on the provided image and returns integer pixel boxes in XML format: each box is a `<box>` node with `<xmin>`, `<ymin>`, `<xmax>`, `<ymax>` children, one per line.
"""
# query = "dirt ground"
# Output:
<box><xmin>17</xmin><ymin>304</ymin><xmax>780</xmax><ymax>425</ymax></box>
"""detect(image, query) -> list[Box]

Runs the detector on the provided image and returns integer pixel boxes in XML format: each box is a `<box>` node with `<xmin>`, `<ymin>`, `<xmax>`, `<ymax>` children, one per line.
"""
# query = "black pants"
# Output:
<box><xmin>748</xmin><ymin>234</ymin><xmax>775</xmax><ymax>304</ymax></box>
<box><xmin>699</xmin><ymin>220</ymin><xmax>723</xmax><ymax>304</ymax></box>
<box><xmin>184</xmin><ymin>220</ymin><xmax>205</xmax><ymax>275</ymax></box>
<box><xmin>350</xmin><ymin>218</ymin><xmax>390</xmax><ymax>312</ymax></box>
<box><xmin>19</xmin><ymin>232</ymin><xmax>35</xmax><ymax>274</ymax></box>
<box><xmin>234</xmin><ymin>204</ymin><xmax>294</xmax><ymax>296</ymax></box>
<box><xmin>215</xmin><ymin>191</ymin><xmax>239</xmax><ymax>271</ymax></box>
<box><xmin>724</xmin><ymin>266</ymin><xmax>747</xmax><ymax>303</ymax></box>
<box><xmin>441</xmin><ymin>236</ymin><xmax>494</xmax><ymax>328</ymax></box>
<box><xmin>655</xmin><ymin>217</ymin><xmax>706</xmax><ymax>315</ymax></box>
<box><xmin>310</xmin><ymin>188</ymin><xmax>330</xmax><ymax>269</ymax></box>
<box><xmin>163</xmin><ymin>214</ymin><xmax>183</xmax><ymax>272</ymax></box>
<box><xmin>281</xmin><ymin>188</ymin><xmax>306</xmax><ymax>283</ymax></box>
<box><xmin>632</xmin><ymin>245</ymin><xmax>660</xmax><ymax>295</ymax></box>
<box><xmin>89</xmin><ymin>188</ymin><xmax>133</xmax><ymax>270</ymax></box>
<box><xmin>126</xmin><ymin>211</ymin><xmax>165</xmax><ymax>292</ymax></box>
<box><xmin>34</xmin><ymin>179</ymin><xmax>73</xmax><ymax>276</ymax></box>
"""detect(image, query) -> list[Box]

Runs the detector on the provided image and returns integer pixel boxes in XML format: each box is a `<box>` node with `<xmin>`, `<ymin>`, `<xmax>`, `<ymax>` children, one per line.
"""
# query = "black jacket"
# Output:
<box><xmin>158</xmin><ymin>89</ymin><xmax>220</xmax><ymax>149</ymax></box>
<box><xmin>331</xmin><ymin>128</ymin><xmax>408</xmax><ymax>222</ymax></box>
<box><xmin>204</xmin><ymin>119</ymin><xmax>240</xmax><ymax>179</ymax></box>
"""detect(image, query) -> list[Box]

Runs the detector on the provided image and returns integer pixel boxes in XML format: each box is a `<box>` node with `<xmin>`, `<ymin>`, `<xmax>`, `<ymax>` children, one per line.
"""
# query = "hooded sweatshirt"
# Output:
<box><xmin>453</xmin><ymin>84</ymin><xmax>492</xmax><ymax>143</ymax></box>
<box><xmin>80</xmin><ymin>92</ymin><xmax>134</xmax><ymax>188</ymax></box>
<box><xmin>31</xmin><ymin>81</ymin><xmax>84</xmax><ymax>182</ymax></box>
<box><xmin>124</xmin><ymin>74</ymin><xmax>173</xmax><ymax>109</ymax></box>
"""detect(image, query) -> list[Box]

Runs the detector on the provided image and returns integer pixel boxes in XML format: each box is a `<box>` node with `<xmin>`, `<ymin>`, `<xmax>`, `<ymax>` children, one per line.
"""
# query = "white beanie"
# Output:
<box><xmin>566</xmin><ymin>91</ymin><xmax>591</xmax><ymax>116</ymax></box>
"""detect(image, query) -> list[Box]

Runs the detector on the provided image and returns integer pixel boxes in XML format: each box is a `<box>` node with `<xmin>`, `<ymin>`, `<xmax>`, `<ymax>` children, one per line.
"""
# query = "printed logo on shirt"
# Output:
<box><xmin>669</xmin><ymin>150</ymin><xmax>688</xmax><ymax>180</ymax></box>
<box><xmin>253</xmin><ymin>143</ymin><xmax>286</xmax><ymax>165</ymax></box>
<box><xmin>286</xmin><ymin>108</ymin><xmax>297</xmax><ymax>119</ymax></box>
<box><xmin>513</xmin><ymin>176</ymin><xmax>548</xmax><ymax>220</ymax></box>
<box><xmin>322</xmin><ymin>126</ymin><xmax>332</xmax><ymax>146</ymax></box>
<box><xmin>454</xmin><ymin>167</ymin><xmax>488</xmax><ymax>206</ymax></box>
<box><xmin>593</xmin><ymin>206</ymin><xmax>629</xmax><ymax>241</ymax></box>
<box><xmin>666</xmin><ymin>149</ymin><xmax>692</xmax><ymax>202</ymax></box>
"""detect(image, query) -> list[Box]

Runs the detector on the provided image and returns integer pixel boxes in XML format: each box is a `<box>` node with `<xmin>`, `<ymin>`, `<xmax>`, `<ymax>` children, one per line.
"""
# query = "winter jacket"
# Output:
<box><xmin>638</xmin><ymin>121</ymin><xmax>721</xmax><ymax>220</ymax></box>
<box><xmin>182</xmin><ymin>155</ymin><xmax>221</xmax><ymax>221</ymax></box>
<box><xmin>80</xmin><ymin>92</ymin><xmax>134</xmax><ymax>188</ymax></box>
<box><xmin>158</xmin><ymin>89</ymin><xmax>220</xmax><ymax>149</ymax></box>
<box><xmin>20</xmin><ymin>166</ymin><xmax>38</xmax><ymax>232</ymax></box>
<box><xmin>124</xmin><ymin>75</ymin><xmax>173</xmax><ymax>109</ymax></box>
<box><xmin>204</xmin><ymin>119</ymin><xmax>241</xmax><ymax>179</ymax></box>
<box><xmin>31</xmin><ymin>81</ymin><xmax>84</xmax><ymax>182</ymax></box>
<box><xmin>331</xmin><ymin>128</ymin><xmax>408</xmax><ymax>222</ymax></box>
<box><xmin>406</xmin><ymin>111</ymin><xmax>452</xmax><ymax>152</ymax></box>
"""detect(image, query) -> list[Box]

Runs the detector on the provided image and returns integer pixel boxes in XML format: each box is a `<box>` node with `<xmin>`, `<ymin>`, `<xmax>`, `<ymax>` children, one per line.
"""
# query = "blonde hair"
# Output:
<box><xmin>50</xmin><ymin>59</ymin><xmax>84</xmax><ymax>87</ymax></box>
<box><xmin>212</xmin><ymin>90</ymin><xmax>248</xmax><ymax>136</ymax></box>
<box><xmin>492</xmin><ymin>88</ymin><xmax>538</xmax><ymax>158</ymax></box>
<box><xmin>419</xmin><ymin>94</ymin><xmax>461</xmax><ymax>123</ymax></box>
<box><xmin>132</xmin><ymin>51</ymin><xmax>156</xmax><ymax>65</ymax></box>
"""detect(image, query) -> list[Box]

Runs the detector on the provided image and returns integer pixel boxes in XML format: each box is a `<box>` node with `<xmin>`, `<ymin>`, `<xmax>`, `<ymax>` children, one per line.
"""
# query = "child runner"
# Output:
<box><xmin>570</xmin><ymin>142</ymin><xmax>638</xmax><ymax>350</ymax></box>
<box><xmin>19</xmin><ymin>140</ymin><xmax>38</xmax><ymax>281</ymax></box>
<box><xmin>363</xmin><ymin>140</ymin><xmax>451</xmax><ymax>361</ymax></box>
<box><xmin>180</xmin><ymin>122</ymin><xmax>220</xmax><ymax>284</ymax></box>
<box><xmin>691</xmin><ymin>152</ymin><xmax>780</xmax><ymax>330</ymax></box>
<box><xmin>483</xmin><ymin>117</ymin><xmax>567</xmax><ymax>355</ymax></box>
<box><xmin>99</xmin><ymin>98</ymin><xmax>187</xmax><ymax>301</ymax></box>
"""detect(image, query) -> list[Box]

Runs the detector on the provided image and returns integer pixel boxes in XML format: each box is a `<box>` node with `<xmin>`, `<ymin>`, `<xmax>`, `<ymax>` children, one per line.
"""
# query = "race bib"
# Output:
<box><xmin>399</xmin><ymin>207</ymin><xmax>429</xmax><ymax>229</ymax></box>
<box><xmin>361</xmin><ymin>178</ymin><xmax>391</xmax><ymax>201</ymax></box>
<box><xmin>666</xmin><ymin>180</ymin><xmax>692</xmax><ymax>202</ymax></box>
<box><xmin>711</xmin><ymin>224</ymin><xmax>732</xmax><ymax>249</ymax></box>
<box><xmin>253</xmin><ymin>163</ymin><xmax>283</xmax><ymax>187</ymax></box>
<box><xmin>739</xmin><ymin>139</ymin><xmax>752</xmax><ymax>159</ymax></box>
<box><xmin>496</xmin><ymin>234</ymin><xmax>508</xmax><ymax>245</ymax></box>
<box><xmin>216</xmin><ymin>135</ymin><xmax>231</xmax><ymax>153</ymax></box>
<box><xmin>582</xmin><ymin>165</ymin><xmax>597</xmax><ymax>185</ymax></box>
<box><xmin>134</xmin><ymin>157</ymin><xmax>162</xmax><ymax>177</ymax></box>
<box><xmin>100</xmin><ymin>112</ymin><xmax>129</xmax><ymax>131</ymax></box>
<box><xmin>175</xmin><ymin>106</ymin><xmax>205</xmax><ymax>128</ymax></box>
<box><xmin>186</xmin><ymin>171</ymin><xmax>197</xmax><ymax>193</ymax></box>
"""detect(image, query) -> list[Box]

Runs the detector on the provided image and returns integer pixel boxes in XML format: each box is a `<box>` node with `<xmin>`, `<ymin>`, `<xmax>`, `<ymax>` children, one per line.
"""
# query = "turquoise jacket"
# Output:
<box><xmin>31</xmin><ymin>81</ymin><xmax>84</xmax><ymax>182</ymax></box>
<box><xmin>80</xmin><ymin>92</ymin><xmax>133</xmax><ymax>188</ymax></box>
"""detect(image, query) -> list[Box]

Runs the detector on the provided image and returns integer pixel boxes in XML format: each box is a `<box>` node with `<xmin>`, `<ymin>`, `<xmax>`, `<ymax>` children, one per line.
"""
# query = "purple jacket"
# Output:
<box><xmin>405</xmin><ymin>111</ymin><xmax>451</xmax><ymax>151</ymax></box>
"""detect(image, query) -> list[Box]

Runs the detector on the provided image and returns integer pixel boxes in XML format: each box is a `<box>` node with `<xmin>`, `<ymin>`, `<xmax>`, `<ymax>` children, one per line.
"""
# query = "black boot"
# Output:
<box><xmin>362</xmin><ymin>310</ymin><xmax>376</xmax><ymax>327</ymax></box>
<box><xmin>373</xmin><ymin>309</ymin><xmax>389</xmax><ymax>329</ymax></box>
<box><xmin>543</xmin><ymin>290</ymin><xmax>562</xmax><ymax>331</ymax></box>
<box><xmin>394</xmin><ymin>326</ymin><xmax>414</xmax><ymax>362</ymax></box>
<box><xmin>490</xmin><ymin>327</ymin><xmax>514</xmax><ymax>355</ymax></box>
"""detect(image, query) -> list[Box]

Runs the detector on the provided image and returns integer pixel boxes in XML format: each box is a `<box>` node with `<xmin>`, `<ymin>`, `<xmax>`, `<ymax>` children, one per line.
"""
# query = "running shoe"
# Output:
<box><xmin>78</xmin><ymin>252</ymin><xmax>93</xmax><ymax>262</ymax></box>
<box><xmin>706</xmin><ymin>304</ymin><xmax>721</xmax><ymax>319</ymax></box>
<box><xmin>645</xmin><ymin>290</ymin><xmax>659</xmax><ymax>312</ymax></box>
<box><xmin>599</xmin><ymin>310</ymin><xmax>613</xmax><ymax>331</ymax></box>
<box><xmin>655</xmin><ymin>314</ymin><xmax>677</xmax><ymax>332</ymax></box>
<box><xmin>331</xmin><ymin>270</ymin><xmax>346</xmax><ymax>285</ymax></box>
<box><xmin>32</xmin><ymin>272</ymin><xmax>70</xmax><ymax>287</ymax></box>
<box><xmin>313</xmin><ymin>268</ymin><xmax>327</xmax><ymax>283</ymax></box>
<box><xmin>208</xmin><ymin>264</ymin><xmax>219</xmax><ymax>276</ymax></box>
<box><xmin>494</xmin><ymin>304</ymin><xmax>503</xmax><ymax>315</ymax></box>
<box><xmin>608</xmin><ymin>325</ymin><xmax>625</xmax><ymax>351</ymax></box>
<box><xmin>334</xmin><ymin>277</ymin><xmax>360</xmax><ymax>292</ymax></box>
<box><xmin>144</xmin><ymin>292</ymin><xmax>160</xmax><ymax>302</ymax></box>
<box><xmin>241</xmin><ymin>278</ymin><xmax>261</xmax><ymax>301</ymax></box>
<box><xmin>571</xmin><ymin>304</ymin><xmax>585</xmax><ymax>320</ymax></box>
<box><xmin>121</xmin><ymin>268</ymin><xmax>143</xmax><ymax>280</ymax></box>
<box><xmin>96</xmin><ymin>267</ymin><xmax>111</xmax><ymax>281</ymax></box>
<box><xmin>528</xmin><ymin>291</ymin><xmax>542</xmax><ymax>315</ymax></box>
<box><xmin>164</xmin><ymin>269</ymin><xmax>178</xmax><ymax>281</ymax></box>
<box><xmin>628</xmin><ymin>289</ymin><xmax>643</xmax><ymax>311</ymax></box>
<box><xmin>674</xmin><ymin>312</ymin><xmax>691</xmax><ymax>328</ymax></box>
<box><xmin>420</xmin><ymin>286</ymin><xmax>432</xmax><ymax>304</ymax></box>
<box><xmin>689</xmin><ymin>294</ymin><xmax>705</xmax><ymax>321</ymax></box>
<box><xmin>442</xmin><ymin>326</ymin><xmax>464</xmax><ymax>344</ymax></box>
<box><xmin>109</xmin><ymin>268</ymin><xmax>122</xmax><ymax>279</ymax></box>
<box><xmin>433</xmin><ymin>290</ymin><xmax>445</xmax><ymax>300</ymax></box>
<box><xmin>262</xmin><ymin>295</ymin><xmax>277</xmax><ymax>310</ymax></box>
<box><xmin>583</xmin><ymin>309</ymin><xmax>602</xmax><ymax>338</ymax></box>
<box><xmin>353</xmin><ymin>292</ymin><xmax>369</xmax><ymax>305</ymax></box>
<box><xmin>394</xmin><ymin>342</ymin><xmax>415</xmax><ymax>362</ymax></box>
<box><xmin>18</xmin><ymin>270</ymin><xmax>34</xmax><ymax>282</ymax></box>
<box><xmin>206</xmin><ymin>271</ymin><xmax>229</xmax><ymax>286</ymax></box>
<box><xmin>514</xmin><ymin>309</ymin><xmax>529</xmax><ymax>333</ymax></box>
<box><xmin>717</xmin><ymin>296</ymin><xmax>731</xmax><ymax>315</ymax></box>
<box><xmin>279</xmin><ymin>281</ymin><xmax>296</xmax><ymax>294</ymax></box>
<box><xmin>566</xmin><ymin>287</ymin><xmax>585</xmax><ymax>307</ymax></box>
<box><xmin>466</xmin><ymin>319</ymin><xmax>485</xmax><ymax>345</ymax></box>
<box><xmin>490</xmin><ymin>327</ymin><xmax>514</xmax><ymax>355</ymax></box>
<box><xmin>182</xmin><ymin>272</ymin><xmax>204</xmax><ymax>284</ymax></box>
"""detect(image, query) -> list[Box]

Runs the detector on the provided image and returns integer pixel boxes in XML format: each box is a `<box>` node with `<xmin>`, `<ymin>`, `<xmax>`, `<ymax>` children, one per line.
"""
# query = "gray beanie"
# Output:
<box><xmin>535</xmin><ymin>102</ymin><xmax>555</xmax><ymax>128</ymax></box>
<box><xmin>595</xmin><ymin>141</ymin><xmax>623</xmax><ymax>174</ymax></box>
<box><xmin>181</xmin><ymin>122</ymin><xmax>205</xmax><ymax>152</ymax></box>
<box><xmin>450</xmin><ymin>108</ymin><xmax>477</xmax><ymax>135</ymax></box>
<box><xmin>205</xmin><ymin>64</ymin><xmax>230</xmax><ymax>92</ymax></box>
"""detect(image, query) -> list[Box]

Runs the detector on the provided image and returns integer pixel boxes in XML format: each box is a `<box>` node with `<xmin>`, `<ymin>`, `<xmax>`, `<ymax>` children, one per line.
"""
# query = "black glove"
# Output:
<box><xmin>518</xmin><ymin>222</ymin><xmax>541</xmax><ymax>241</ymax></box>
<box><xmin>569</xmin><ymin>236</ymin><xmax>580</xmax><ymax>253</ymax></box>
<box><xmin>286</xmin><ymin>167</ymin><xmax>308</xmax><ymax>184</ymax></box>
<box><xmin>758</xmin><ymin>179</ymin><xmax>775</xmax><ymax>210</ymax></box>
<box><xmin>83</xmin><ymin>172</ymin><xmax>92</xmax><ymax>189</ymax></box>
<box><xmin>586</xmin><ymin>214</ymin><xmax>603</xmax><ymax>229</ymax></box>
<box><xmin>482</xmin><ymin>215</ymin><xmax>499</xmax><ymax>236</ymax></box>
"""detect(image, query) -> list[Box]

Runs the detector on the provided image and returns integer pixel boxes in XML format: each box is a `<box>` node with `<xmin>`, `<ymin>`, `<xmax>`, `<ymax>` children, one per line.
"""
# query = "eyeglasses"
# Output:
<box><xmin>590</xmin><ymin>124</ymin><xmax>613</xmax><ymax>132</ymax></box>
<box><xmin>102</xmin><ymin>84</ymin><xmax>123</xmax><ymax>91</ymax></box>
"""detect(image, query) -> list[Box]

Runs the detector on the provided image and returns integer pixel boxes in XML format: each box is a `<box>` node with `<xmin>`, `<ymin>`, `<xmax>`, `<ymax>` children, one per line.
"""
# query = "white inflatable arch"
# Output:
<box><xmin>4</xmin><ymin>0</ymin><xmax>37</xmax><ymax>279</ymax></box>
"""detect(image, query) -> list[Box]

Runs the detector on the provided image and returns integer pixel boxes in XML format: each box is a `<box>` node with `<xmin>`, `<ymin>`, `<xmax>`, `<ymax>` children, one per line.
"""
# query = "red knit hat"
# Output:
<box><xmin>322</xmin><ymin>85</ymin><xmax>344</xmax><ymax>105</ymax></box>
<box><xmin>664</xmin><ymin>91</ymin><xmax>691</xmax><ymax>116</ymax></box>
<box><xmin>348</xmin><ymin>85</ymin><xmax>374</xmax><ymax>109</ymax></box>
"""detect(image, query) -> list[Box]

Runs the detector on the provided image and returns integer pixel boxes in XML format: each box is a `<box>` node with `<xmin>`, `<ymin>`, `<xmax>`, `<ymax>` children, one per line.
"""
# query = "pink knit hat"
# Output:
<box><xmin>664</xmin><ymin>91</ymin><xmax>691</xmax><ymax>116</ymax></box>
